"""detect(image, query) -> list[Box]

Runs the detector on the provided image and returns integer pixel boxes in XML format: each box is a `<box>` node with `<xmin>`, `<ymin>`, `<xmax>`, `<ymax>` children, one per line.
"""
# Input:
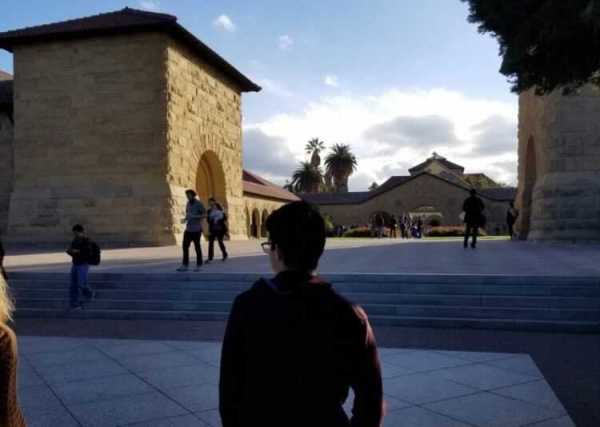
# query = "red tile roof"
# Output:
<box><xmin>0</xmin><ymin>8</ymin><xmax>260</xmax><ymax>92</ymax></box>
<box><xmin>243</xmin><ymin>170</ymin><xmax>300</xmax><ymax>202</ymax></box>
<box><xmin>0</xmin><ymin>70</ymin><xmax>11</xmax><ymax>81</ymax></box>
<box><xmin>0</xmin><ymin>71</ymin><xmax>12</xmax><ymax>116</ymax></box>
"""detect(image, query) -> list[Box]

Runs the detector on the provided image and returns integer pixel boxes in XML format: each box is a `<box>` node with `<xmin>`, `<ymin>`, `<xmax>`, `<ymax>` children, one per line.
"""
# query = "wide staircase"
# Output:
<box><xmin>8</xmin><ymin>272</ymin><xmax>600</xmax><ymax>332</ymax></box>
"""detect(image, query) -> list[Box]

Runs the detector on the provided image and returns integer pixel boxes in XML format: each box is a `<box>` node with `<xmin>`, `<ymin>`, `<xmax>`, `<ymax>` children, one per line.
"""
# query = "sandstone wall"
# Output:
<box><xmin>165</xmin><ymin>39</ymin><xmax>245</xmax><ymax>241</ymax></box>
<box><xmin>517</xmin><ymin>87</ymin><xmax>600</xmax><ymax>241</ymax></box>
<box><xmin>7</xmin><ymin>33</ymin><xmax>172</xmax><ymax>246</ymax></box>
<box><xmin>0</xmin><ymin>114</ymin><xmax>13</xmax><ymax>234</ymax></box>
<box><xmin>316</xmin><ymin>175</ymin><xmax>510</xmax><ymax>235</ymax></box>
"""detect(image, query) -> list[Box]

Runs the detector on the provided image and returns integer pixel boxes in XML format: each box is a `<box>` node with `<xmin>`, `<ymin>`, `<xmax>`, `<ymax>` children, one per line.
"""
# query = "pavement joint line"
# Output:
<box><xmin>90</xmin><ymin>342</ymin><xmax>199</xmax><ymax>419</ymax></box>
<box><xmin>21</xmin><ymin>351</ymin><xmax>84</xmax><ymax>427</ymax></box>
<box><xmin>486</xmin><ymin>382</ymin><xmax>568</xmax><ymax>414</ymax></box>
<box><xmin>411</xmin><ymin>399</ymin><xmax>481</xmax><ymax>427</ymax></box>
<box><xmin>521</xmin><ymin>414</ymin><xmax>573</xmax><ymax>427</ymax></box>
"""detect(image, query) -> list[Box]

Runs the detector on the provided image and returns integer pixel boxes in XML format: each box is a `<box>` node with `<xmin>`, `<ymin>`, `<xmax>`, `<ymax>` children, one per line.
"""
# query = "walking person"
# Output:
<box><xmin>506</xmin><ymin>201</ymin><xmax>519</xmax><ymax>240</ymax></box>
<box><xmin>375</xmin><ymin>213</ymin><xmax>384</xmax><ymax>238</ymax></box>
<box><xmin>178</xmin><ymin>189</ymin><xmax>206</xmax><ymax>272</ymax></box>
<box><xmin>207</xmin><ymin>198</ymin><xmax>229</xmax><ymax>263</ymax></box>
<box><xmin>66</xmin><ymin>224</ymin><xmax>96</xmax><ymax>310</ymax></box>
<box><xmin>416</xmin><ymin>217</ymin><xmax>423</xmax><ymax>239</ymax></box>
<box><xmin>220</xmin><ymin>201</ymin><xmax>384</xmax><ymax>427</ymax></box>
<box><xmin>389</xmin><ymin>215</ymin><xmax>398</xmax><ymax>238</ymax></box>
<box><xmin>0</xmin><ymin>274</ymin><xmax>26</xmax><ymax>426</ymax></box>
<box><xmin>463</xmin><ymin>189</ymin><xmax>485</xmax><ymax>249</ymax></box>
<box><xmin>399</xmin><ymin>218</ymin><xmax>407</xmax><ymax>239</ymax></box>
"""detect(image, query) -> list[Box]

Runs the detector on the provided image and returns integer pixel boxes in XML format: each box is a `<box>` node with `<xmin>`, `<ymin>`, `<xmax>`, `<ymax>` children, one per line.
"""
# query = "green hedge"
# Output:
<box><xmin>342</xmin><ymin>227</ymin><xmax>373</xmax><ymax>238</ymax></box>
<box><xmin>425</xmin><ymin>226</ymin><xmax>488</xmax><ymax>237</ymax></box>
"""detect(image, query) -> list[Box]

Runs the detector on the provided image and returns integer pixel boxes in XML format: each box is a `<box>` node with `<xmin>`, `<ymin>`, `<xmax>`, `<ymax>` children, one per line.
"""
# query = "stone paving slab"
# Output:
<box><xmin>6</xmin><ymin>238</ymin><xmax>600</xmax><ymax>276</ymax></box>
<box><xmin>16</xmin><ymin>336</ymin><xmax>573</xmax><ymax>427</ymax></box>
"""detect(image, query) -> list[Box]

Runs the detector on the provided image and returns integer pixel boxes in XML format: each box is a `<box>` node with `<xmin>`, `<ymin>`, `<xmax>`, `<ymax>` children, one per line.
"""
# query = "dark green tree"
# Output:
<box><xmin>324</xmin><ymin>144</ymin><xmax>358</xmax><ymax>193</ymax></box>
<box><xmin>462</xmin><ymin>0</ymin><xmax>600</xmax><ymax>94</ymax></box>
<box><xmin>291</xmin><ymin>161</ymin><xmax>323</xmax><ymax>193</ymax></box>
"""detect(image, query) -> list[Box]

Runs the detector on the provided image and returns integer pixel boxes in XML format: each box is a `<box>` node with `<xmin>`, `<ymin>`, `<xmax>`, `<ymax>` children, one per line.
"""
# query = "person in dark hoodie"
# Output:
<box><xmin>219</xmin><ymin>201</ymin><xmax>384</xmax><ymax>427</ymax></box>
<box><xmin>66</xmin><ymin>224</ymin><xmax>95</xmax><ymax>309</ymax></box>
<box><xmin>463</xmin><ymin>189</ymin><xmax>485</xmax><ymax>249</ymax></box>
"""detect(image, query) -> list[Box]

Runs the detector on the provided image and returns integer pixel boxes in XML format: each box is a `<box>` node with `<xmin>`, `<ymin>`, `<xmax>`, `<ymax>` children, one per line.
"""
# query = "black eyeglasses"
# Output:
<box><xmin>261</xmin><ymin>242</ymin><xmax>272</xmax><ymax>253</ymax></box>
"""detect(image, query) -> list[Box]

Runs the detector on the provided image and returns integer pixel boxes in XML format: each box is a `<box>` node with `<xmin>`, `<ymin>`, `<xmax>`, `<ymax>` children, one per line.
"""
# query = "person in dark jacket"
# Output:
<box><xmin>207</xmin><ymin>198</ymin><xmax>229</xmax><ymax>263</ymax></box>
<box><xmin>506</xmin><ymin>201</ymin><xmax>519</xmax><ymax>240</ymax></box>
<box><xmin>219</xmin><ymin>201</ymin><xmax>384</xmax><ymax>427</ymax></box>
<box><xmin>463</xmin><ymin>189</ymin><xmax>485</xmax><ymax>249</ymax></box>
<box><xmin>66</xmin><ymin>224</ymin><xmax>95</xmax><ymax>309</ymax></box>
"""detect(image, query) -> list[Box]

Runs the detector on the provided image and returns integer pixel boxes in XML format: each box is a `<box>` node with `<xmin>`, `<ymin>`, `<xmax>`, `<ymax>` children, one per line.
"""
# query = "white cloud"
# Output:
<box><xmin>278</xmin><ymin>35</ymin><xmax>294</xmax><ymax>50</ymax></box>
<box><xmin>138</xmin><ymin>0</ymin><xmax>160</xmax><ymax>11</ymax></box>
<box><xmin>256</xmin><ymin>78</ymin><xmax>294</xmax><ymax>98</ymax></box>
<box><xmin>324</xmin><ymin>74</ymin><xmax>340</xmax><ymax>88</ymax></box>
<box><xmin>243</xmin><ymin>129</ymin><xmax>298</xmax><ymax>185</ymax></box>
<box><xmin>245</xmin><ymin>88</ymin><xmax>518</xmax><ymax>191</ymax></box>
<box><xmin>213</xmin><ymin>14</ymin><xmax>236</xmax><ymax>32</ymax></box>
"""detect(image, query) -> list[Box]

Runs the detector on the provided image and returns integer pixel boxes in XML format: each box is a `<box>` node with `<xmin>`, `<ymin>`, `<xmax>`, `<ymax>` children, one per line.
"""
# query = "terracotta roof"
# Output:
<box><xmin>479</xmin><ymin>187</ymin><xmax>517</xmax><ymax>201</ymax></box>
<box><xmin>0</xmin><ymin>70</ymin><xmax>11</xmax><ymax>81</ymax></box>
<box><xmin>409</xmin><ymin>157</ymin><xmax>465</xmax><ymax>174</ymax></box>
<box><xmin>0</xmin><ymin>8</ymin><xmax>260</xmax><ymax>92</ymax></box>
<box><xmin>300</xmin><ymin>173</ymin><xmax>516</xmax><ymax>206</ymax></box>
<box><xmin>243</xmin><ymin>170</ymin><xmax>300</xmax><ymax>202</ymax></box>
<box><xmin>299</xmin><ymin>192</ymin><xmax>370</xmax><ymax>205</ymax></box>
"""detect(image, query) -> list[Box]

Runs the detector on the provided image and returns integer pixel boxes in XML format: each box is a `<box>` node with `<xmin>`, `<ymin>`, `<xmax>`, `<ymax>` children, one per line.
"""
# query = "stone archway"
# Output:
<box><xmin>260</xmin><ymin>209</ymin><xmax>269</xmax><ymax>237</ymax></box>
<box><xmin>519</xmin><ymin>136</ymin><xmax>537</xmax><ymax>240</ymax></box>
<box><xmin>196</xmin><ymin>150</ymin><xmax>227</xmax><ymax>208</ymax></box>
<box><xmin>250</xmin><ymin>208</ymin><xmax>260</xmax><ymax>239</ymax></box>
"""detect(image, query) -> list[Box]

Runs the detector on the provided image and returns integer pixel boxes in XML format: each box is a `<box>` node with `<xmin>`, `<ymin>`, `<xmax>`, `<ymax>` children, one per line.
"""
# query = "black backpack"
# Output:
<box><xmin>88</xmin><ymin>241</ymin><xmax>101</xmax><ymax>266</ymax></box>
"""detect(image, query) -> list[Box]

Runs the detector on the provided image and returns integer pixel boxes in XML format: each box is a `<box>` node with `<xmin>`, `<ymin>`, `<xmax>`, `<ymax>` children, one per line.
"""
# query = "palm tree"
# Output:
<box><xmin>324</xmin><ymin>144</ymin><xmax>358</xmax><ymax>193</ymax></box>
<box><xmin>305</xmin><ymin>138</ymin><xmax>325</xmax><ymax>168</ymax></box>
<box><xmin>291</xmin><ymin>161</ymin><xmax>322</xmax><ymax>193</ymax></box>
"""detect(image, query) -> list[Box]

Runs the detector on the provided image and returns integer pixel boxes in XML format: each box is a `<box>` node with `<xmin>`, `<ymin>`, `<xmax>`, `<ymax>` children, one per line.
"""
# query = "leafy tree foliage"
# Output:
<box><xmin>462</xmin><ymin>0</ymin><xmax>600</xmax><ymax>94</ymax></box>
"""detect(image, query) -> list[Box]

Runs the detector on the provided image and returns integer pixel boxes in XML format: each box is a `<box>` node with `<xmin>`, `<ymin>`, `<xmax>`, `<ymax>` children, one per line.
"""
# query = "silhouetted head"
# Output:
<box><xmin>470</xmin><ymin>189</ymin><xmax>477</xmax><ymax>197</ymax></box>
<box><xmin>185</xmin><ymin>190</ymin><xmax>197</xmax><ymax>201</ymax></box>
<box><xmin>72</xmin><ymin>224</ymin><xmax>85</xmax><ymax>238</ymax></box>
<box><xmin>509</xmin><ymin>201</ymin><xmax>514</xmax><ymax>208</ymax></box>
<box><xmin>264</xmin><ymin>201</ymin><xmax>326</xmax><ymax>273</ymax></box>
<box><xmin>208</xmin><ymin>197</ymin><xmax>216</xmax><ymax>208</ymax></box>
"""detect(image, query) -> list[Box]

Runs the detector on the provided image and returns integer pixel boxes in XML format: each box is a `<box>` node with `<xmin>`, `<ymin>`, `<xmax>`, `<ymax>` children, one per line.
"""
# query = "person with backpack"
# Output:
<box><xmin>207</xmin><ymin>198</ymin><xmax>229</xmax><ymax>263</ymax></box>
<box><xmin>462</xmin><ymin>189</ymin><xmax>485</xmax><ymax>249</ymax></box>
<box><xmin>66</xmin><ymin>224</ymin><xmax>98</xmax><ymax>310</ymax></box>
<box><xmin>220</xmin><ymin>201</ymin><xmax>384</xmax><ymax>427</ymax></box>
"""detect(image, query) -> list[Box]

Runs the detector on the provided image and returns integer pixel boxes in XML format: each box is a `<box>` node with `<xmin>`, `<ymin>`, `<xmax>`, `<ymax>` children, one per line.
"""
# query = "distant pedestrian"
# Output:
<box><xmin>66</xmin><ymin>224</ymin><xmax>97</xmax><ymax>309</ymax></box>
<box><xmin>416</xmin><ymin>217</ymin><xmax>423</xmax><ymax>239</ymax></box>
<box><xmin>0</xmin><ymin>274</ymin><xmax>26</xmax><ymax>426</ymax></box>
<box><xmin>389</xmin><ymin>215</ymin><xmax>398</xmax><ymax>238</ymax></box>
<box><xmin>220</xmin><ymin>201</ymin><xmax>384</xmax><ymax>427</ymax></box>
<box><xmin>399</xmin><ymin>220</ymin><xmax>407</xmax><ymax>239</ymax></box>
<box><xmin>178</xmin><ymin>189</ymin><xmax>206</xmax><ymax>272</ymax></box>
<box><xmin>506</xmin><ymin>201</ymin><xmax>519</xmax><ymax>240</ymax></box>
<box><xmin>375</xmin><ymin>214</ymin><xmax>384</xmax><ymax>238</ymax></box>
<box><xmin>207</xmin><ymin>198</ymin><xmax>229</xmax><ymax>263</ymax></box>
<box><xmin>463</xmin><ymin>189</ymin><xmax>485</xmax><ymax>249</ymax></box>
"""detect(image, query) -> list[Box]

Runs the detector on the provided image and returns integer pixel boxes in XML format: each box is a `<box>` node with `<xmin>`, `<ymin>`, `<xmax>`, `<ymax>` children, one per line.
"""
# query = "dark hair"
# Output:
<box><xmin>185</xmin><ymin>189</ymin><xmax>197</xmax><ymax>197</ymax></box>
<box><xmin>72</xmin><ymin>224</ymin><xmax>84</xmax><ymax>233</ymax></box>
<box><xmin>470</xmin><ymin>189</ymin><xmax>477</xmax><ymax>196</ymax></box>
<box><xmin>209</xmin><ymin>197</ymin><xmax>216</xmax><ymax>203</ymax></box>
<box><xmin>266</xmin><ymin>201</ymin><xmax>326</xmax><ymax>272</ymax></box>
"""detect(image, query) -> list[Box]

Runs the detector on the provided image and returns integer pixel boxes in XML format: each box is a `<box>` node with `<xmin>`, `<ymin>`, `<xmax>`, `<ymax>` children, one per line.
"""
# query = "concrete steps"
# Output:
<box><xmin>7</xmin><ymin>272</ymin><xmax>600</xmax><ymax>332</ymax></box>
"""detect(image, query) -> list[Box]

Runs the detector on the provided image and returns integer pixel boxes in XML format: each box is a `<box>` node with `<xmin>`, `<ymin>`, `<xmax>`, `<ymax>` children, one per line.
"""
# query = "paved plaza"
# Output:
<box><xmin>5</xmin><ymin>238</ymin><xmax>600</xmax><ymax>276</ymax></box>
<box><xmin>18</xmin><ymin>336</ymin><xmax>573</xmax><ymax>427</ymax></box>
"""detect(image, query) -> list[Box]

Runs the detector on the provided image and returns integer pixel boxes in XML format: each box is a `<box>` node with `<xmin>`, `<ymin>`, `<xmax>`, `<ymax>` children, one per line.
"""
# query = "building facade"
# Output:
<box><xmin>516</xmin><ymin>86</ymin><xmax>600</xmax><ymax>241</ymax></box>
<box><xmin>0</xmin><ymin>8</ymin><xmax>297</xmax><ymax>246</ymax></box>
<box><xmin>301</xmin><ymin>155</ymin><xmax>516</xmax><ymax>235</ymax></box>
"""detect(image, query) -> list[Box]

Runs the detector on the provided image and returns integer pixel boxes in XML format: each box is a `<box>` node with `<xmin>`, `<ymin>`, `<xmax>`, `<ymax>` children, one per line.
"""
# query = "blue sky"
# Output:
<box><xmin>0</xmin><ymin>0</ymin><xmax>519</xmax><ymax>189</ymax></box>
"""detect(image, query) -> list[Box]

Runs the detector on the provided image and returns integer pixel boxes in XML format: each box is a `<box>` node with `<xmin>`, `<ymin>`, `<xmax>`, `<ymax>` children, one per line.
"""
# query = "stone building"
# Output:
<box><xmin>301</xmin><ymin>154</ymin><xmax>516</xmax><ymax>235</ymax></box>
<box><xmin>0</xmin><ymin>8</ymin><xmax>297</xmax><ymax>246</ymax></box>
<box><xmin>516</xmin><ymin>86</ymin><xmax>600</xmax><ymax>241</ymax></box>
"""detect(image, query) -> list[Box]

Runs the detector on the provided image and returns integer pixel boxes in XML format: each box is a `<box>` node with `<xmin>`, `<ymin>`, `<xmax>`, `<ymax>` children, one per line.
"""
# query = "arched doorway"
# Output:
<box><xmin>519</xmin><ymin>137</ymin><xmax>537</xmax><ymax>240</ymax></box>
<box><xmin>196</xmin><ymin>151</ymin><xmax>227</xmax><ymax>208</ymax></box>
<box><xmin>260</xmin><ymin>209</ymin><xmax>269</xmax><ymax>237</ymax></box>
<box><xmin>250</xmin><ymin>209</ymin><xmax>260</xmax><ymax>239</ymax></box>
